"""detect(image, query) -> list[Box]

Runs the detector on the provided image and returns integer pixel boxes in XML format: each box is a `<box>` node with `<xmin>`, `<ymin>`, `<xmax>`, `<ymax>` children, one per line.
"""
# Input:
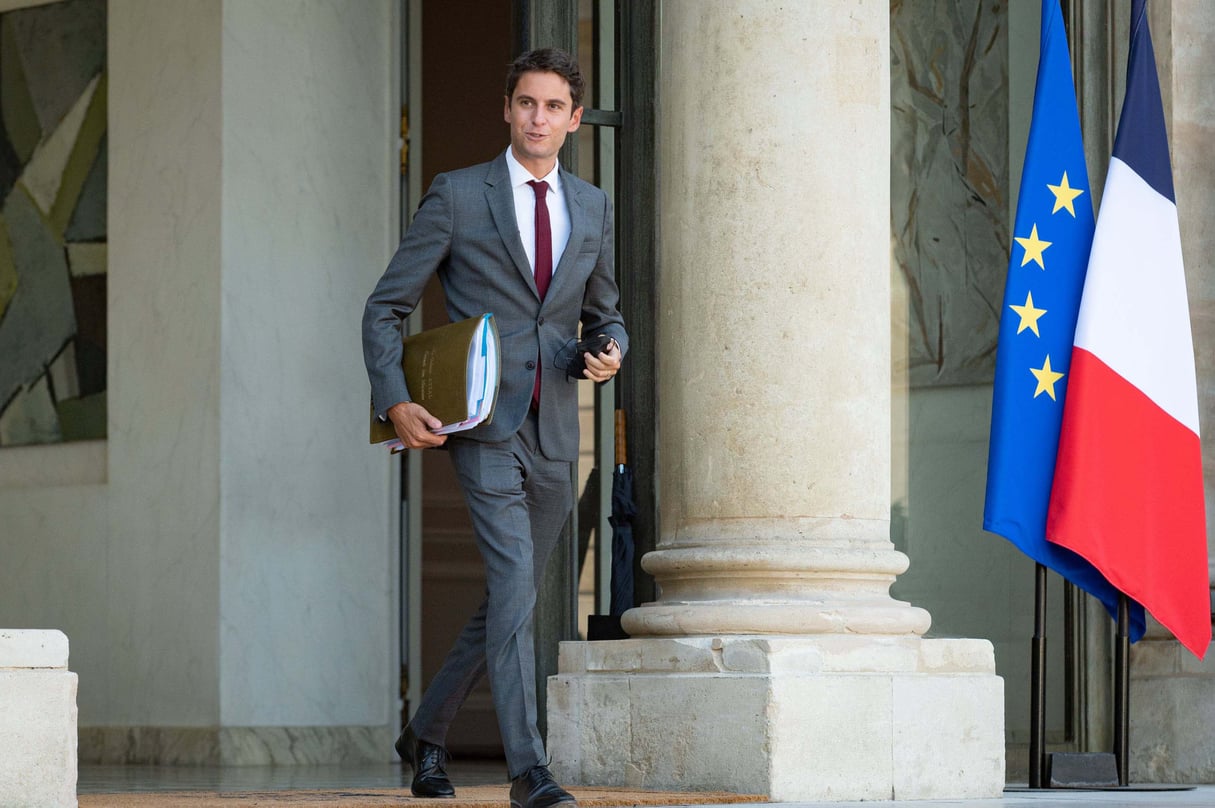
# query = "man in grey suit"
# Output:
<box><xmin>362</xmin><ymin>48</ymin><xmax>627</xmax><ymax>808</ymax></box>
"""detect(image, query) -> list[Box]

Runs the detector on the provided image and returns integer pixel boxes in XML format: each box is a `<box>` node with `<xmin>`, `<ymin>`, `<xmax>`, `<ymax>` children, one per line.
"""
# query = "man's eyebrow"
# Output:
<box><xmin>516</xmin><ymin>93</ymin><xmax>567</xmax><ymax>107</ymax></box>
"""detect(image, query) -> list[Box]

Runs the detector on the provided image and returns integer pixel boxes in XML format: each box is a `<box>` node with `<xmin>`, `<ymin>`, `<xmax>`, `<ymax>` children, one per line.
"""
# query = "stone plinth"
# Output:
<box><xmin>1129</xmin><ymin>634</ymin><xmax>1215</xmax><ymax>782</ymax></box>
<box><xmin>549</xmin><ymin>637</ymin><xmax>1004</xmax><ymax>802</ymax></box>
<box><xmin>0</xmin><ymin>629</ymin><xmax>78</xmax><ymax>808</ymax></box>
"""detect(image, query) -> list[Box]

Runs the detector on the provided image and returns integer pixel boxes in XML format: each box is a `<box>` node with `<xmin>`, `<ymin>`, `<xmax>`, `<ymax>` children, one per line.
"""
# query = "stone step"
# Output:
<box><xmin>0</xmin><ymin>629</ymin><xmax>78</xmax><ymax>808</ymax></box>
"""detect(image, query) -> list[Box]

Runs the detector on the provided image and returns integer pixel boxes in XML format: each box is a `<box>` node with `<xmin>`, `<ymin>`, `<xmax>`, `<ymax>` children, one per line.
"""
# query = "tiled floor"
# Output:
<box><xmin>77</xmin><ymin>763</ymin><xmax>1215</xmax><ymax>807</ymax></box>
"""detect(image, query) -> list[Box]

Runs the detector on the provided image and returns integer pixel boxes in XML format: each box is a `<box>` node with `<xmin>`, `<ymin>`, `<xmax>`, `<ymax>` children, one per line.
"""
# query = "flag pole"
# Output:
<box><xmin>1114</xmin><ymin>594</ymin><xmax>1130</xmax><ymax>786</ymax></box>
<box><xmin>1030</xmin><ymin>562</ymin><xmax>1048</xmax><ymax>788</ymax></box>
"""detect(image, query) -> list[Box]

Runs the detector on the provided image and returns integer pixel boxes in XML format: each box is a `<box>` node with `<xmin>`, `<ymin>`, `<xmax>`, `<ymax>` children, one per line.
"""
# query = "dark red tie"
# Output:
<box><xmin>528</xmin><ymin>180</ymin><xmax>552</xmax><ymax>410</ymax></box>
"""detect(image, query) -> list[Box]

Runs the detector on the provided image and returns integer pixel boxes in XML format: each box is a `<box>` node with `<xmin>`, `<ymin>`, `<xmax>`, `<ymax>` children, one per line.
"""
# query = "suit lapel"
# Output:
<box><xmin>545</xmin><ymin>169</ymin><xmax>589</xmax><ymax>307</ymax></box>
<box><xmin>485</xmin><ymin>154</ymin><xmax>540</xmax><ymax>299</ymax></box>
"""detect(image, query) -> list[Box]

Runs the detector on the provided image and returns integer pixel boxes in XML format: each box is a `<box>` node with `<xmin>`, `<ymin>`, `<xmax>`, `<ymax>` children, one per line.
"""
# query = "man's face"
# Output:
<box><xmin>504</xmin><ymin>70</ymin><xmax>583</xmax><ymax>176</ymax></box>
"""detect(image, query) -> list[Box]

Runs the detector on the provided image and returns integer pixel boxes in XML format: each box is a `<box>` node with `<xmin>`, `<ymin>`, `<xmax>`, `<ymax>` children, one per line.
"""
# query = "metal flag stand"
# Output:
<box><xmin>1114</xmin><ymin>595</ymin><xmax>1130</xmax><ymax>787</ymax></box>
<box><xmin>1027</xmin><ymin>563</ymin><xmax>1121</xmax><ymax>788</ymax></box>
<box><xmin>1023</xmin><ymin>566</ymin><xmax>1192</xmax><ymax>792</ymax></box>
<box><xmin>1030</xmin><ymin>564</ymin><xmax>1048</xmax><ymax>788</ymax></box>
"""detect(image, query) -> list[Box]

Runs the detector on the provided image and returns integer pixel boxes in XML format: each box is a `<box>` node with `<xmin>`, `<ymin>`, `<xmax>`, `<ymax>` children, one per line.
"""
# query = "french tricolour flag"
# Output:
<box><xmin>1046</xmin><ymin>0</ymin><xmax>1209</xmax><ymax>659</ymax></box>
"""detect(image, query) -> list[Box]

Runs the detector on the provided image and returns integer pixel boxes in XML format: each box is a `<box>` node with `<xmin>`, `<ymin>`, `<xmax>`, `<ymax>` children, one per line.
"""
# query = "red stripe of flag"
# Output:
<box><xmin>1048</xmin><ymin>349</ymin><xmax>1209</xmax><ymax>657</ymax></box>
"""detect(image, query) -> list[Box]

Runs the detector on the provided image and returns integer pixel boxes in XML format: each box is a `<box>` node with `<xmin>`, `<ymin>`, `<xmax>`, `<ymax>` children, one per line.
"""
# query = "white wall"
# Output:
<box><xmin>106</xmin><ymin>0</ymin><xmax>225</xmax><ymax>728</ymax></box>
<box><xmin>218</xmin><ymin>0</ymin><xmax>398</xmax><ymax>727</ymax></box>
<box><xmin>0</xmin><ymin>0</ymin><xmax>399</xmax><ymax>747</ymax></box>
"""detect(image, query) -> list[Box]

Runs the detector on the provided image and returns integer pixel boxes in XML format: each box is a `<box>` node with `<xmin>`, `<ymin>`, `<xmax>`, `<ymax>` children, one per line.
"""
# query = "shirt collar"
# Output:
<box><xmin>505</xmin><ymin>147</ymin><xmax>562</xmax><ymax>194</ymax></box>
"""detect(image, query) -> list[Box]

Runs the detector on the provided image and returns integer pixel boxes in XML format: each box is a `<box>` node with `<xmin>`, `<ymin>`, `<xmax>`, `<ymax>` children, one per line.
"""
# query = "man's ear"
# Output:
<box><xmin>504</xmin><ymin>95</ymin><xmax>512</xmax><ymax>123</ymax></box>
<box><xmin>568</xmin><ymin>105</ymin><xmax>583</xmax><ymax>132</ymax></box>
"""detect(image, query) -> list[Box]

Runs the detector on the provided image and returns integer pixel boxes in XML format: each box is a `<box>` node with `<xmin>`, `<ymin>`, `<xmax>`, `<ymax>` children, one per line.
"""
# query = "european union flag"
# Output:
<box><xmin>983</xmin><ymin>0</ymin><xmax>1145</xmax><ymax>640</ymax></box>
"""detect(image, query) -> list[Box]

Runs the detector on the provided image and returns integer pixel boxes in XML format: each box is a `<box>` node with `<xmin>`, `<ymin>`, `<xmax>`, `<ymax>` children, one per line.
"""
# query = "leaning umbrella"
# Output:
<box><xmin>609</xmin><ymin>409</ymin><xmax>636</xmax><ymax>617</ymax></box>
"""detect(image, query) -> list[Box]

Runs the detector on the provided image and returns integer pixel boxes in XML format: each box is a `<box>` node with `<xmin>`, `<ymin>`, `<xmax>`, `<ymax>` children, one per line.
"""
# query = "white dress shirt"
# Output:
<box><xmin>505</xmin><ymin>147</ymin><xmax>571</xmax><ymax>278</ymax></box>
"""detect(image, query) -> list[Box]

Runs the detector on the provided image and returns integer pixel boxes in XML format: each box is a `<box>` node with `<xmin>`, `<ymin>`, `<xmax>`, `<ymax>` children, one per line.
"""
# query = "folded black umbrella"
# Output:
<box><xmin>609</xmin><ymin>410</ymin><xmax>636</xmax><ymax>617</ymax></box>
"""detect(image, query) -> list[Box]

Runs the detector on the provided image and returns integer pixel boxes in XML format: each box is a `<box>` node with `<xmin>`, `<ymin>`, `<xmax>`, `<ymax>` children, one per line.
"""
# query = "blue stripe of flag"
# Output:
<box><xmin>1112</xmin><ymin>0</ymin><xmax>1175</xmax><ymax>203</ymax></box>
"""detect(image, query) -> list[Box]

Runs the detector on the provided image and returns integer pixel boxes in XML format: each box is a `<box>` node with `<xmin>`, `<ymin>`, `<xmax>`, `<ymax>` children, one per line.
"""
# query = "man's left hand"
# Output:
<box><xmin>583</xmin><ymin>339</ymin><xmax>622</xmax><ymax>382</ymax></box>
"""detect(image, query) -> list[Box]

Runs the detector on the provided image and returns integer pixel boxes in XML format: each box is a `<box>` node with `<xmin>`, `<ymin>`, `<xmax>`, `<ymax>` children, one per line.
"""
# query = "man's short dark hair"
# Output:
<box><xmin>505</xmin><ymin>48</ymin><xmax>585</xmax><ymax>109</ymax></box>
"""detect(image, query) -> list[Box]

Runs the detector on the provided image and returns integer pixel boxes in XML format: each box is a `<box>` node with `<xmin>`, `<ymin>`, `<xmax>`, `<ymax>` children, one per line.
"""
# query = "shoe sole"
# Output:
<box><xmin>510</xmin><ymin>798</ymin><xmax>577</xmax><ymax>808</ymax></box>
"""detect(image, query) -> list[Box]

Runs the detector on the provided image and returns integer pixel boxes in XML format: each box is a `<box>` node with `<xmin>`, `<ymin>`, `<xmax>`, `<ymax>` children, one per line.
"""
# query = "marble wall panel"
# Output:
<box><xmin>104</xmin><ymin>0</ymin><xmax>223</xmax><ymax>726</ymax></box>
<box><xmin>77</xmin><ymin>724</ymin><xmax>396</xmax><ymax>765</ymax></box>
<box><xmin>217</xmin><ymin>0</ymin><xmax>397</xmax><ymax>728</ymax></box>
<box><xmin>891</xmin><ymin>0</ymin><xmax>1009</xmax><ymax>387</ymax></box>
<box><xmin>0</xmin><ymin>481</ymin><xmax>109</xmax><ymax>722</ymax></box>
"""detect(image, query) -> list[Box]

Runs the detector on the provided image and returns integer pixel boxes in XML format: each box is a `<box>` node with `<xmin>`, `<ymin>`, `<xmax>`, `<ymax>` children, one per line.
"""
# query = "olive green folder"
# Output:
<box><xmin>369</xmin><ymin>313</ymin><xmax>501</xmax><ymax>444</ymax></box>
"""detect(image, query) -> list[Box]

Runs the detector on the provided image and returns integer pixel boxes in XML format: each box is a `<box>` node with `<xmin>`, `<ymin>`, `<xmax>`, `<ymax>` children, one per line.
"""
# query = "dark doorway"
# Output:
<box><xmin>397</xmin><ymin>0</ymin><xmax>656</xmax><ymax>761</ymax></box>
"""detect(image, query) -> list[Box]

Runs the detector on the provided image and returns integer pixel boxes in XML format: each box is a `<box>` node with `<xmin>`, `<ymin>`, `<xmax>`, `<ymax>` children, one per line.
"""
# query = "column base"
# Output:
<box><xmin>547</xmin><ymin>636</ymin><xmax>1004</xmax><ymax>802</ymax></box>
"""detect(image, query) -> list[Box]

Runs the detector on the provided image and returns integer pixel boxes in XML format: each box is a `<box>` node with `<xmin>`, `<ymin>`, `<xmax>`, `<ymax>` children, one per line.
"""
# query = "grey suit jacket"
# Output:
<box><xmin>362</xmin><ymin>152</ymin><xmax>629</xmax><ymax>462</ymax></box>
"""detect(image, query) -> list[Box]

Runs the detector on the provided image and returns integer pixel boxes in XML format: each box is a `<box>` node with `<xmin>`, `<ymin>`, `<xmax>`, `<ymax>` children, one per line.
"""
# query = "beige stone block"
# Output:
<box><xmin>1131</xmin><ymin>674</ymin><xmax>1215</xmax><ymax>782</ymax></box>
<box><xmin>548</xmin><ymin>675</ymin><xmax>634</xmax><ymax>786</ymax></box>
<box><xmin>769</xmin><ymin>675</ymin><xmax>893</xmax><ymax>801</ymax></box>
<box><xmin>1177</xmin><ymin>641</ymin><xmax>1215</xmax><ymax>675</ymax></box>
<box><xmin>628</xmin><ymin>674</ymin><xmax>771</xmax><ymax>794</ymax></box>
<box><xmin>918</xmin><ymin>637</ymin><xmax>997</xmax><ymax>674</ymax></box>
<box><xmin>0</xmin><ymin>629</ymin><xmax>69</xmax><ymax>669</ymax></box>
<box><xmin>774</xmin><ymin>635</ymin><xmax>921</xmax><ymax>674</ymax></box>
<box><xmin>575</xmin><ymin>637</ymin><xmax>723</xmax><ymax>674</ymax></box>
<box><xmin>0</xmin><ymin>670</ymin><xmax>78</xmax><ymax>808</ymax></box>
<box><xmin>550</xmin><ymin>638</ymin><xmax>1006</xmax><ymax>801</ymax></box>
<box><xmin>556</xmin><ymin>643</ymin><xmax>588</xmax><ymax>674</ymax></box>
<box><xmin>549</xmin><ymin>669</ymin><xmax>772</xmax><ymax>794</ymax></box>
<box><xmin>546</xmin><ymin>677</ymin><xmax>582</xmax><ymax>779</ymax></box>
<box><xmin>1132</xmin><ymin>638</ymin><xmax>1184</xmax><ymax>676</ymax></box>
<box><xmin>892</xmin><ymin>674</ymin><xmax>1005</xmax><ymax>799</ymax></box>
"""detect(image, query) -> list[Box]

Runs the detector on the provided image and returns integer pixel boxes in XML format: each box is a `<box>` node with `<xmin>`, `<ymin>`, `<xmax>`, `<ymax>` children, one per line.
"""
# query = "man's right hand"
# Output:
<box><xmin>387</xmin><ymin>401</ymin><xmax>448</xmax><ymax>450</ymax></box>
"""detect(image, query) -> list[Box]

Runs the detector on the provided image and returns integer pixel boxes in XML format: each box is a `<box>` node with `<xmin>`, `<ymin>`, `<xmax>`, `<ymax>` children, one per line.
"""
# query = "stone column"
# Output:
<box><xmin>548</xmin><ymin>2</ymin><xmax>1004</xmax><ymax>800</ymax></box>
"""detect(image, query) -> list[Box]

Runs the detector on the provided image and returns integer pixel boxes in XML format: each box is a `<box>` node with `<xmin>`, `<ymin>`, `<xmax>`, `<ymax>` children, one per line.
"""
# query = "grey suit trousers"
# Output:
<box><xmin>409</xmin><ymin>412</ymin><xmax>572</xmax><ymax>778</ymax></box>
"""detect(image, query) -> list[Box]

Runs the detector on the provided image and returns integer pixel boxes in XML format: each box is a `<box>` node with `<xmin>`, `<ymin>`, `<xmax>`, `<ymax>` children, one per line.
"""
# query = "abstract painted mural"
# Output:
<box><xmin>891</xmin><ymin>0</ymin><xmax>1009</xmax><ymax>387</ymax></box>
<box><xmin>0</xmin><ymin>0</ymin><xmax>105</xmax><ymax>446</ymax></box>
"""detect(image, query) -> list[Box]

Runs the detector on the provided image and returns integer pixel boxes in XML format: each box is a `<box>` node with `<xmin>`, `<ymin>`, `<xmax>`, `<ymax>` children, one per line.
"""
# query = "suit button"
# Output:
<box><xmin>526</xmin><ymin>360</ymin><xmax>536</xmax><ymax>370</ymax></box>
<box><xmin>538</xmin><ymin>317</ymin><xmax>545</xmax><ymax>326</ymax></box>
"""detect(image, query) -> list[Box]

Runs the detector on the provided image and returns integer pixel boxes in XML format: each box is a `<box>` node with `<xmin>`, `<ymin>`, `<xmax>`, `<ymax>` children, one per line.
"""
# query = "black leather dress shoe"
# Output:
<box><xmin>509</xmin><ymin>765</ymin><xmax>577</xmax><ymax>808</ymax></box>
<box><xmin>395</xmin><ymin>726</ymin><xmax>455</xmax><ymax>798</ymax></box>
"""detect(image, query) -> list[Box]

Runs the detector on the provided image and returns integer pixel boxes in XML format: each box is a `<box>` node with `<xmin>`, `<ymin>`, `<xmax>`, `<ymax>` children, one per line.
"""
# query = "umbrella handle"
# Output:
<box><xmin>615</xmin><ymin>409</ymin><xmax>628</xmax><ymax>467</ymax></box>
